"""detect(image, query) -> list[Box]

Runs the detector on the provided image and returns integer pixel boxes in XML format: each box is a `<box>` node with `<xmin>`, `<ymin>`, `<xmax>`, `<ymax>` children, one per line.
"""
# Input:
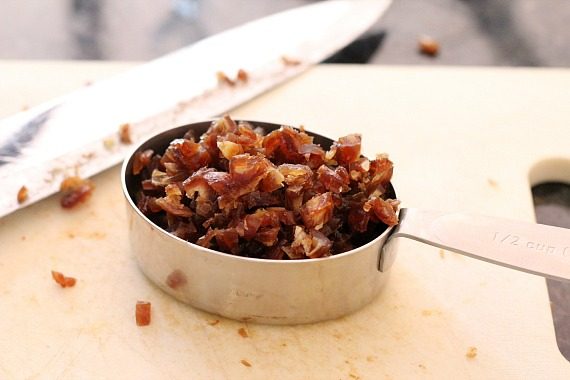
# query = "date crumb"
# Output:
<box><xmin>136</xmin><ymin>301</ymin><xmax>151</xmax><ymax>326</ymax></box>
<box><xmin>207</xmin><ymin>319</ymin><xmax>220</xmax><ymax>326</ymax></box>
<box><xmin>418</xmin><ymin>35</ymin><xmax>439</xmax><ymax>57</ymax></box>
<box><xmin>466</xmin><ymin>346</ymin><xmax>477</xmax><ymax>359</ymax></box>
<box><xmin>60</xmin><ymin>176</ymin><xmax>95</xmax><ymax>209</ymax></box>
<box><xmin>119</xmin><ymin>123</ymin><xmax>132</xmax><ymax>144</ymax></box>
<box><xmin>216</xmin><ymin>71</ymin><xmax>235</xmax><ymax>87</ymax></box>
<box><xmin>238</xmin><ymin>327</ymin><xmax>249</xmax><ymax>338</ymax></box>
<box><xmin>240</xmin><ymin>359</ymin><xmax>252</xmax><ymax>367</ymax></box>
<box><xmin>82</xmin><ymin>152</ymin><xmax>96</xmax><ymax>160</ymax></box>
<box><xmin>418</xmin><ymin>364</ymin><xmax>427</xmax><ymax>370</ymax></box>
<box><xmin>281</xmin><ymin>55</ymin><xmax>301</xmax><ymax>66</ymax></box>
<box><xmin>51</xmin><ymin>270</ymin><xmax>77</xmax><ymax>288</ymax></box>
<box><xmin>237</xmin><ymin>69</ymin><xmax>248</xmax><ymax>83</ymax></box>
<box><xmin>488</xmin><ymin>178</ymin><xmax>498</xmax><ymax>188</ymax></box>
<box><xmin>103</xmin><ymin>137</ymin><xmax>116</xmax><ymax>151</ymax></box>
<box><xmin>422</xmin><ymin>309</ymin><xmax>442</xmax><ymax>317</ymax></box>
<box><xmin>17</xmin><ymin>186</ymin><xmax>28</xmax><ymax>204</ymax></box>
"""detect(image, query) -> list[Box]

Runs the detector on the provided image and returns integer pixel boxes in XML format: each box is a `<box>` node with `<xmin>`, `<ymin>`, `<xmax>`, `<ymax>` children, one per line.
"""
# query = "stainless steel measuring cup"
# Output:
<box><xmin>122</xmin><ymin>121</ymin><xmax>570</xmax><ymax>325</ymax></box>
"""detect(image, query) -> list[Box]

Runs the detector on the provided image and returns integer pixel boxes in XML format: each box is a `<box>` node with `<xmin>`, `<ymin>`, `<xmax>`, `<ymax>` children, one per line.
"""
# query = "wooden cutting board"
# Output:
<box><xmin>1</xmin><ymin>61</ymin><xmax>569</xmax><ymax>379</ymax></box>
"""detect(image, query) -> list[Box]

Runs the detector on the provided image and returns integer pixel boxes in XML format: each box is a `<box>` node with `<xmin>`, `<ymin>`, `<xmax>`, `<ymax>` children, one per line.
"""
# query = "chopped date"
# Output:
<box><xmin>118</xmin><ymin>123</ymin><xmax>132</xmax><ymax>144</ymax></box>
<box><xmin>214</xmin><ymin>228</ymin><xmax>240</xmax><ymax>254</ymax></box>
<box><xmin>217</xmin><ymin>140</ymin><xmax>244</xmax><ymax>159</ymax></box>
<box><xmin>285</xmin><ymin>185</ymin><xmax>304</xmax><ymax>212</ymax></box>
<box><xmin>216</xmin><ymin>71</ymin><xmax>235</xmax><ymax>86</ymax></box>
<box><xmin>349</xmin><ymin>158</ymin><xmax>370</xmax><ymax>181</ymax></box>
<box><xmin>155</xmin><ymin>184</ymin><xmax>193</xmax><ymax>217</ymax></box>
<box><xmin>365</xmin><ymin>197</ymin><xmax>400</xmax><ymax>226</ymax></box>
<box><xmin>307</xmin><ymin>229</ymin><xmax>332</xmax><ymax>258</ymax></box>
<box><xmin>17</xmin><ymin>185</ymin><xmax>28</xmax><ymax>204</ymax></box>
<box><xmin>263</xmin><ymin>126</ymin><xmax>324</xmax><ymax>168</ymax></box>
<box><xmin>238</xmin><ymin>327</ymin><xmax>249</xmax><ymax>338</ymax></box>
<box><xmin>317</xmin><ymin>165</ymin><xmax>349</xmax><ymax>193</ymax></box>
<box><xmin>229</xmin><ymin>154</ymin><xmax>272</xmax><ymax>197</ymax></box>
<box><xmin>236</xmin><ymin>69</ymin><xmax>248</xmax><ymax>83</ymax></box>
<box><xmin>59</xmin><ymin>176</ymin><xmax>95</xmax><ymax>209</ymax></box>
<box><xmin>132</xmin><ymin>115</ymin><xmax>399</xmax><ymax>259</ymax></box>
<box><xmin>163</xmin><ymin>139</ymin><xmax>211</xmax><ymax>172</ymax></box>
<box><xmin>255</xmin><ymin>226</ymin><xmax>280</xmax><ymax>246</ymax></box>
<box><xmin>136</xmin><ymin>301</ymin><xmax>151</xmax><ymax>326</ymax></box>
<box><xmin>300</xmin><ymin>192</ymin><xmax>334</xmax><ymax>230</ymax></box>
<box><xmin>260</xmin><ymin>168</ymin><xmax>285</xmax><ymax>193</ymax></box>
<box><xmin>286</xmin><ymin>226</ymin><xmax>332</xmax><ymax>259</ymax></box>
<box><xmin>466</xmin><ymin>346</ymin><xmax>478</xmax><ymax>359</ymax></box>
<box><xmin>367</xmin><ymin>154</ymin><xmax>394</xmax><ymax>197</ymax></box>
<box><xmin>51</xmin><ymin>270</ymin><xmax>77</xmax><ymax>288</ymax></box>
<box><xmin>103</xmin><ymin>137</ymin><xmax>116</xmax><ymax>151</ymax></box>
<box><xmin>418</xmin><ymin>35</ymin><xmax>440</xmax><ymax>57</ymax></box>
<box><xmin>132</xmin><ymin>149</ymin><xmax>154</xmax><ymax>175</ymax></box>
<box><xmin>332</xmin><ymin>134</ymin><xmax>361</xmax><ymax>166</ymax></box>
<box><xmin>278</xmin><ymin>164</ymin><xmax>312</xmax><ymax>186</ymax></box>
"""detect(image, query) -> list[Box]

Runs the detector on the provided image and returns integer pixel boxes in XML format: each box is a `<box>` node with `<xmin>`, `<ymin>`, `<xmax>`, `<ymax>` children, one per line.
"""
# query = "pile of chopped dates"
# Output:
<box><xmin>132</xmin><ymin>115</ymin><xmax>399</xmax><ymax>260</ymax></box>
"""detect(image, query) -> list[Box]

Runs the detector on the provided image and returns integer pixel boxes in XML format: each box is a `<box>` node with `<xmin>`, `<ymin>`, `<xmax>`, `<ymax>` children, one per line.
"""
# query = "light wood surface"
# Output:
<box><xmin>1</xmin><ymin>61</ymin><xmax>569</xmax><ymax>379</ymax></box>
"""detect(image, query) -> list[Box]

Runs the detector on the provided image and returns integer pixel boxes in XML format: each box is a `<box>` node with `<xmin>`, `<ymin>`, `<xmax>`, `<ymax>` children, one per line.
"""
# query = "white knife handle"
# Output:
<box><xmin>380</xmin><ymin>208</ymin><xmax>570</xmax><ymax>281</ymax></box>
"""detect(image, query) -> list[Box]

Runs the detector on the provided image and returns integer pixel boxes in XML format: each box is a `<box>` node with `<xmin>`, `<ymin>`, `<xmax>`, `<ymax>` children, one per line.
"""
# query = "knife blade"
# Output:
<box><xmin>0</xmin><ymin>0</ymin><xmax>392</xmax><ymax>218</ymax></box>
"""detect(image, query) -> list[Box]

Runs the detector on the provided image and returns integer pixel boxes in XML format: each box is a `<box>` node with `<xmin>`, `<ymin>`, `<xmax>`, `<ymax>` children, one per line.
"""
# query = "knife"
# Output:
<box><xmin>0</xmin><ymin>0</ymin><xmax>392</xmax><ymax>218</ymax></box>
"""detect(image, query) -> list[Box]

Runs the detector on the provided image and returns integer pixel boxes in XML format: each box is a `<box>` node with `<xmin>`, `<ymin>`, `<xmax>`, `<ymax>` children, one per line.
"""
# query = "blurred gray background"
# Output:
<box><xmin>0</xmin><ymin>0</ymin><xmax>568</xmax><ymax>66</ymax></box>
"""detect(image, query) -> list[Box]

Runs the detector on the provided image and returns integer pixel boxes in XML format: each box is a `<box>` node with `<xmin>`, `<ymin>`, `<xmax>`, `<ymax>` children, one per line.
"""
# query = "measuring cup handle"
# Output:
<box><xmin>380</xmin><ymin>208</ymin><xmax>570</xmax><ymax>281</ymax></box>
